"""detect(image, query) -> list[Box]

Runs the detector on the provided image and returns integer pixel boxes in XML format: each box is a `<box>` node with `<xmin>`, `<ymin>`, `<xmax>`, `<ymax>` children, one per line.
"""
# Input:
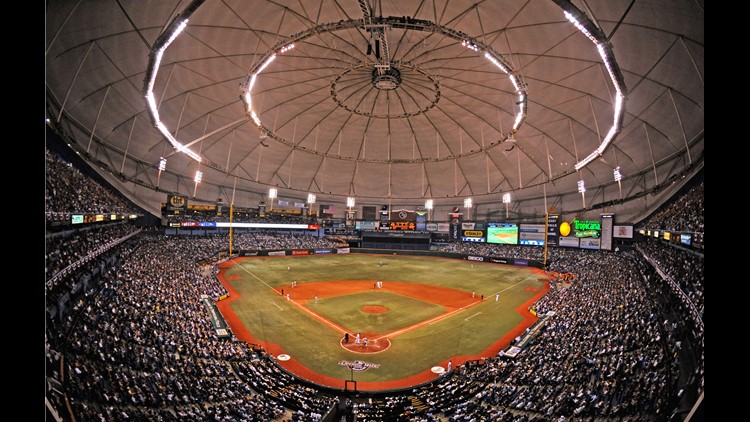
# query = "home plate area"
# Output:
<box><xmin>340</xmin><ymin>333</ymin><xmax>391</xmax><ymax>354</ymax></box>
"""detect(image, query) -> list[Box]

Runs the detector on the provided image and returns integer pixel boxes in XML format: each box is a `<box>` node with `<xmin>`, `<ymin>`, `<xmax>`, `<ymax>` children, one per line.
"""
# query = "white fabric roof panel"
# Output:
<box><xmin>45</xmin><ymin>0</ymin><xmax>704</xmax><ymax>221</ymax></box>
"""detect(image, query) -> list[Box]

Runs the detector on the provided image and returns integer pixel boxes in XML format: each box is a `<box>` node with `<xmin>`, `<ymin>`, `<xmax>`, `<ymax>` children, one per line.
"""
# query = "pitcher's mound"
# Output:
<box><xmin>362</xmin><ymin>305</ymin><xmax>388</xmax><ymax>314</ymax></box>
<box><xmin>340</xmin><ymin>333</ymin><xmax>391</xmax><ymax>354</ymax></box>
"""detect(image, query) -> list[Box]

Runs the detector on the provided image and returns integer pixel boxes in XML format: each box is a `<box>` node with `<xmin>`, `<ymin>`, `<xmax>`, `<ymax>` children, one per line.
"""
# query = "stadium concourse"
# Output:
<box><xmin>45</xmin><ymin>145</ymin><xmax>703</xmax><ymax>421</ymax></box>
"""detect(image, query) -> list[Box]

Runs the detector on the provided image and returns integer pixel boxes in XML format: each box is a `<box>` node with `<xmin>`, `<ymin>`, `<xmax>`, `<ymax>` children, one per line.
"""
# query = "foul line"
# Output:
<box><xmin>270</xmin><ymin>301</ymin><xmax>283</xmax><ymax>311</ymax></box>
<box><xmin>491</xmin><ymin>272</ymin><xmax>540</xmax><ymax>297</ymax></box>
<box><xmin>237</xmin><ymin>263</ymin><xmax>277</xmax><ymax>291</ymax></box>
<box><xmin>375</xmin><ymin>273</ymin><xmax>541</xmax><ymax>341</ymax></box>
<box><xmin>464</xmin><ymin>312</ymin><xmax>482</xmax><ymax>321</ymax></box>
<box><xmin>237</xmin><ymin>262</ymin><xmax>348</xmax><ymax>335</ymax></box>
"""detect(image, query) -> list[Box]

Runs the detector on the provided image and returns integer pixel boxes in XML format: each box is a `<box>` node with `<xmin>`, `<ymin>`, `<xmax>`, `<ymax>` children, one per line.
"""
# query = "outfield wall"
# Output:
<box><xmin>232</xmin><ymin>247</ymin><xmax>545</xmax><ymax>269</ymax></box>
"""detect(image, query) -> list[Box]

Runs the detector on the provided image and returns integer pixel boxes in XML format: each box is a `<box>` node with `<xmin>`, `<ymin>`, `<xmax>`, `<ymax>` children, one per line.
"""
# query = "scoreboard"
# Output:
<box><xmin>546</xmin><ymin>214</ymin><xmax>559</xmax><ymax>246</ymax></box>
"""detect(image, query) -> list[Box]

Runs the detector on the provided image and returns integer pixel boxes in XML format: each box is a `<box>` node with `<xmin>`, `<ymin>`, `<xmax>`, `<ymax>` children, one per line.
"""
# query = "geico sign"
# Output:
<box><xmin>467</xmin><ymin>256</ymin><xmax>484</xmax><ymax>262</ymax></box>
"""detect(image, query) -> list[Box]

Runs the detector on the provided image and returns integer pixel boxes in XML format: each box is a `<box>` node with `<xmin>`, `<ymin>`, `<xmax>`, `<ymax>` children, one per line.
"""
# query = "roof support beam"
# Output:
<box><xmin>87</xmin><ymin>85</ymin><xmax>110</xmax><ymax>153</ymax></box>
<box><xmin>56</xmin><ymin>41</ymin><xmax>94</xmax><ymax>122</ymax></box>
<box><xmin>668</xmin><ymin>88</ymin><xmax>692</xmax><ymax>164</ymax></box>
<box><xmin>46</xmin><ymin>0</ymin><xmax>82</xmax><ymax>55</ymax></box>
<box><xmin>121</xmin><ymin>116</ymin><xmax>137</xmax><ymax>173</ymax></box>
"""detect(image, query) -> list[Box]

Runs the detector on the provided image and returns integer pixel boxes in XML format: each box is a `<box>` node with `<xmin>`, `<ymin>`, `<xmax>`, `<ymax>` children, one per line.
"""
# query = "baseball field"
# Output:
<box><xmin>215</xmin><ymin>253</ymin><xmax>549</xmax><ymax>391</ymax></box>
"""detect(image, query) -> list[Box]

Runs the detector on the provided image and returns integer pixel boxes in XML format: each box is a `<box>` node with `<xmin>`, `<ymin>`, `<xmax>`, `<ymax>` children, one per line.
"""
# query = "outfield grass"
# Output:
<box><xmin>224</xmin><ymin>253</ymin><xmax>546</xmax><ymax>384</ymax></box>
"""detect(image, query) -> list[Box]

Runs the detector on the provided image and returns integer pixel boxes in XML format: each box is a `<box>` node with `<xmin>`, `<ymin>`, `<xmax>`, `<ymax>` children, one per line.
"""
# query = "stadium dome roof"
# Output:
<box><xmin>45</xmin><ymin>0</ymin><xmax>703</xmax><ymax>221</ymax></box>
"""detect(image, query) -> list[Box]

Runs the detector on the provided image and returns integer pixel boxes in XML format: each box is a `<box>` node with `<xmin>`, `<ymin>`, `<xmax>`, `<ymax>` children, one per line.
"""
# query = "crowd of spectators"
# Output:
<box><xmin>232</xmin><ymin>232</ymin><xmax>341</xmax><ymax>250</ymax></box>
<box><xmin>165</xmin><ymin>208</ymin><xmax>317</xmax><ymax>224</ymax></box>
<box><xmin>639</xmin><ymin>181</ymin><xmax>704</xmax><ymax>234</ymax></box>
<box><xmin>400</xmin><ymin>250</ymin><xmax>681</xmax><ymax>421</ymax></box>
<box><xmin>433</xmin><ymin>243</ymin><xmax>544</xmax><ymax>261</ymax></box>
<box><xmin>637</xmin><ymin>240</ymin><xmax>704</xmax><ymax>401</ymax></box>
<box><xmin>55</xmin><ymin>235</ymin><xmax>339</xmax><ymax>421</ymax></box>
<box><xmin>48</xmin><ymin>231</ymin><xmax>702</xmax><ymax>421</ymax></box>
<box><xmin>45</xmin><ymin>223</ymin><xmax>139</xmax><ymax>283</ymax></box>
<box><xmin>638</xmin><ymin>239</ymin><xmax>704</xmax><ymax>318</ymax></box>
<box><xmin>45</xmin><ymin>149</ymin><xmax>137</xmax><ymax>220</ymax></box>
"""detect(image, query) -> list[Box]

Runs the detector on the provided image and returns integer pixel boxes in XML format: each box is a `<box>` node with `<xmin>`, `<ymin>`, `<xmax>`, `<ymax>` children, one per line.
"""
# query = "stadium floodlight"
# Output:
<box><xmin>192</xmin><ymin>169</ymin><xmax>203</xmax><ymax>197</ymax></box>
<box><xmin>156</xmin><ymin>157</ymin><xmax>167</xmax><ymax>187</ymax></box>
<box><xmin>578</xmin><ymin>179</ymin><xmax>586</xmax><ymax>208</ymax></box>
<box><xmin>614</xmin><ymin>166</ymin><xmax>623</xmax><ymax>199</ymax></box>
<box><xmin>502</xmin><ymin>193</ymin><xmax>511</xmax><ymax>204</ymax></box>
<box><xmin>307</xmin><ymin>193</ymin><xmax>316</xmax><ymax>204</ymax></box>
<box><xmin>268</xmin><ymin>187</ymin><xmax>278</xmax><ymax>211</ymax></box>
<box><xmin>347</xmin><ymin>197</ymin><xmax>356</xmax><ymax>208</ymax></box>
<box><xmin>425</xmin><ymin>199</ymin><xmax>433</xmax><ymax>209</ymax></box>
<box><xmin>463</xmin><ymin>198</ymin><xmax>472</xmax><ymax>208</ymax></box>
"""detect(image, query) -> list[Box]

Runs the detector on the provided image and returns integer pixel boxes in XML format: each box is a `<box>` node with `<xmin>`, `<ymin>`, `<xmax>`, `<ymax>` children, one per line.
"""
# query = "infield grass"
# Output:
<box><xmin>314</xmin><ymin>291</ymin><xmax>445</xmax><ymax>334</ymax></box>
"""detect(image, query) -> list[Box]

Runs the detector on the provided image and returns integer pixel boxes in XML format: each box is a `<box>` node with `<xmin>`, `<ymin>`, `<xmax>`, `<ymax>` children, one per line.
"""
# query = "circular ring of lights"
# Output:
<box><xmin>143</xmin><ymin>2</ymin><xmax>626</xmax><ymax>196</ymax></box>
<box><xmin>239</xmin><ymin>16</ymin><xmax>528</xmax><ymax>164</ymax></box>
<box><xmin>330</xmin><ymin>60</ymin><xmax>440</xmax><ymax>119</ymax></box>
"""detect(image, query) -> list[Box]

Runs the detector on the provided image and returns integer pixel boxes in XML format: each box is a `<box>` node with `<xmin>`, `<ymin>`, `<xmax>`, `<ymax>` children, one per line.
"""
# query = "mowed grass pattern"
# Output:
<box><xmin>224</xmin><ymin>253</ymin><xmax>546</xmax><ymax>383</ymax></box>
<box><xmin>315</xmin><ymin>291</ymin><xmax>446</xmax><ymax>334</ymax></box>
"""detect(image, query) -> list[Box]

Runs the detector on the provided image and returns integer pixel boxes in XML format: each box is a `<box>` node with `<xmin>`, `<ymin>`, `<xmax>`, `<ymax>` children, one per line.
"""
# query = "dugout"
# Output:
<box><xmin>361</xmin><ymin>231</ymin><xmax>431</xmax><ymax>250</ymax></box>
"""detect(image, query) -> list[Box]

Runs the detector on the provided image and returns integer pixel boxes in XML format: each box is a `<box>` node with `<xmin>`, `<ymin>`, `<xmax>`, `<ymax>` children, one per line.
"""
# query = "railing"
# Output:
<box><xmin>46</xmin><ymin>228</ymin><xmax>142</xmax><ymax>290</ymax></box>
<box><xmin>636</xmin><ymin>244</ymin><xmax>703</xmax><ymax>331</ymax></box>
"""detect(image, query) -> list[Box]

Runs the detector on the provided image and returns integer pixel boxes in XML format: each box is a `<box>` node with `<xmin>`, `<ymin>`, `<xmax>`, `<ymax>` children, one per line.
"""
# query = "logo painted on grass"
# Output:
<box><xmin>339</xmin><ymin>360</ymin><xmax>380</xmax><ymax>372</ymax></box>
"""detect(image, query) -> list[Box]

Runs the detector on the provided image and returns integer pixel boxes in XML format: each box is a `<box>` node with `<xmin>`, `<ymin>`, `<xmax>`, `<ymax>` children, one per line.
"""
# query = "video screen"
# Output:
<box><xmin>486</xmin><ymin>223</ymin><xmax>518</xmax><ymax>245</ymax></box>
<box><xmin>680</xmin><ymin>233</ymin><xmax>692</xmax><ymax>246</ymax></box>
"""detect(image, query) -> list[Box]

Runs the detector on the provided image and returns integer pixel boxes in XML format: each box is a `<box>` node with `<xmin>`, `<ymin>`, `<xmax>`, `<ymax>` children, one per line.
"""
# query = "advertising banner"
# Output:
<box><xmin>614</xmin><ymin>225</ymin><xmax>634</xmax><ymax>238</ymax></box>
<box><xmin>166</xmin><ymin>194</ymin><xmax>188</xmax><ymax>212</ymax></box>
<box><xmin>580</xmin><ymin>238</ymin><xmax>601</xmax><ymax>250</ymax></box>
<box><xmin>416</xmin><ymin>211</ymin><xmax>427</xmax><ymax>231</ymax></box>
<box><xmin>571</xmin><ymin>219</ymin><xmax>601</xmax><ymax>238</ymax></box>
<box><xmin>559</xmin><ymin>236</ymin><xmax>580</xmax><ymax>247</ymax></box>
<box><xmin>462</xmin><ymin>228</ymin><xmax>485</xmax><ymax>241</ymax></box>
<box><xmin>437</xmin><ymin>223</ymin><xmax>450</xmax><ymax>232</ymax></box>
<box><xmin>390</xmin><ymin>209</ymin><xmax>416</xmax><ymax>222</ymax></box>
<box><xmin>519</xmin><ymin>224</ymin><xmax>546</xmax><ymax>246</ymax></box>
<box><xmin>448</xmin><ymin>208</ymin><xmax>462</xmax><ymax>241</ymax></box>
